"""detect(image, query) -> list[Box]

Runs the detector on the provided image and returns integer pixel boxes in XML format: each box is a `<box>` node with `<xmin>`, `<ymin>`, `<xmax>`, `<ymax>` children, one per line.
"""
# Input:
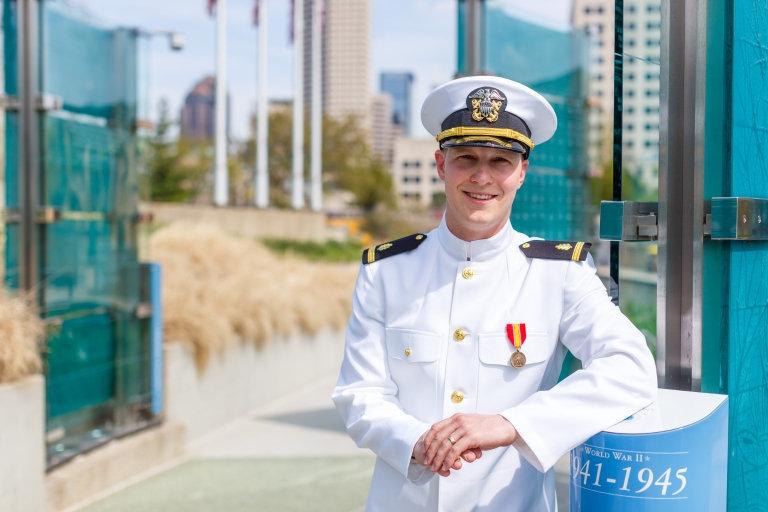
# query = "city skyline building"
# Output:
<box><xmin>391</xmin><ymin>137</ymin><xmax>444</xmax><ymax>208</ymax></box>
<box><xmin>370</xmin><ymin>92</ymin><xmax>395</xmax><ymax>166</ymax></box>
<box><xmin>380</xmin><ymin>72</ymin><xmax>414</xmax><ymax>135</ymax></box>
<box><xmin>303</xmin><ymin>0</ymin><xmax>370</xmax><ymax>126</ymax></box>
<box><xmin>180</xmin><ymin>76</ymin><xmax>216</xmax><ymax>140</ymax></box>
<box><xmin>572</xmin><ymin>0</ymin><xmax>661</xmax><ymax>188</ymax></box>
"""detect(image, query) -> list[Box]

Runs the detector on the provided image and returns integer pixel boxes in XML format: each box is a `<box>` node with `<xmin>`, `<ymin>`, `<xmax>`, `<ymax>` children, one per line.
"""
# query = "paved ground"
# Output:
<box><xmin>79</xmin><ymin>374</ymin><xmax>569</xmax><ymax>512</ymax></box>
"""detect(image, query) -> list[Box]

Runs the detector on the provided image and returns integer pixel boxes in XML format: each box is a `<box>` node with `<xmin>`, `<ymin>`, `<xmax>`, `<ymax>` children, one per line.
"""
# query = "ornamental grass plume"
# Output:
<box><xmin>149</xmin><ymin>223</ymin><xmax>357</xmax><ymax>371</ymax></box>
<box><xmin>0</xmin><ymin>290</ymin><xmax>44</xmax><ymax>384</ymax></box>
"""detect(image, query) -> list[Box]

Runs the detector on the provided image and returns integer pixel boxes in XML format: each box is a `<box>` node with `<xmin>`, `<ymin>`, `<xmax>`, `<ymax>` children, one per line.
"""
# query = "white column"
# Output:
<box><xmin>310</xmin><ymin>0</ymin><xmax>322</xmax><ymax>212</ymax></box>
<box><xmin>255</xmin><ymin>0</ymin><xmax>269</xmax><ymax>208</ymax></box>
<box><xmin>291</xmin><ymin>0</ymin><xmax>305</xmax><ymax>210</ymax></box>
<box><xmin>213</xmin><ymin>0</ymin><xmax>228</xmax><ymax>206</ymax></box>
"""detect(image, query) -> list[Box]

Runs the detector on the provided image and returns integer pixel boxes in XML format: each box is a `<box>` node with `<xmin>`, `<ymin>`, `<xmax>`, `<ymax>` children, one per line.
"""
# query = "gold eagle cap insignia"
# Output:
<box><xmin>377</xmin><ymin>243</ymin><xmax>393</xmax><ymax>251</ymax></box>
<box><xmin>555</xmin><ymin>243</ymin><xmax>573</xmax><ymax>251</ymax></box>
<box><xmin>468</xmin><ymin>88</ymin><xmax>506</xmax><ymax>123</ymax></box>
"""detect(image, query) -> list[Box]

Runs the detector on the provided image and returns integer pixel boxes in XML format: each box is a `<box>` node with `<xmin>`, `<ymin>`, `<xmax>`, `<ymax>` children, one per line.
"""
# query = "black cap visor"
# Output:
<box><xmin>441</xmin><ymin>136</ymin><xmax>529</xmax><ymax>157</ymax></box>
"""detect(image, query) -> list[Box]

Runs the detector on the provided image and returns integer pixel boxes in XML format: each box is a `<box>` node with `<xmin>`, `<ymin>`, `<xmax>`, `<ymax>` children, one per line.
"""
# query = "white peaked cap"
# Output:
<box><xmin>421</xmin><ymin>76</ymin><xmax>558</xmax><ymax>146</ymax></box>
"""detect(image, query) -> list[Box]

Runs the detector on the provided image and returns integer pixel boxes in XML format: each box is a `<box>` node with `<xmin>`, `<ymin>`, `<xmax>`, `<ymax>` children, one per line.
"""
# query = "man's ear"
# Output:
<box><xmin>435</xmin><ymin>149</ymin><xmax>447</xmax><ymax>181</ymax></box>
<box><xmin>517</xmin><ymin>159</ymin><xmax>529</xmax><ymax>190</ymax></box>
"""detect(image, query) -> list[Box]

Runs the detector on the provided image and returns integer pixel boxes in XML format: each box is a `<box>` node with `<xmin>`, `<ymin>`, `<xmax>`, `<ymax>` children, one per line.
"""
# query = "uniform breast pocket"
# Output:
<box><xmin>386</xmin><ymin>329</ymin><xmax>441</xmax><ymax>422</ymax></box>
<box><xmin>476</xmin><ymin>332</ymin><xmax>551</xmax><ymax>414</ymax></box>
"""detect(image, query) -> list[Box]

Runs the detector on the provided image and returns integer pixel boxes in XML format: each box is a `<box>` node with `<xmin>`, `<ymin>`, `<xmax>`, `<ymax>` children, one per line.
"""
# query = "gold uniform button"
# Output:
<box><xmin>453</xmin><ymin>328</ymin><xmax>466</xmax><ymax>341</ymax></box>
<box><xmin>451</xmin><ymin>391</ymin><xmax>465</xmax><ymax>403</ymax></box>
<box><xmin>404</xmin><ymin>348</ymin><xmax>411</xmax><ymax>357</ymax></box>
<box><xmin>462</xmin><ymin>268</ymin><xmax>474</xmax><ymax>279</ymax></box>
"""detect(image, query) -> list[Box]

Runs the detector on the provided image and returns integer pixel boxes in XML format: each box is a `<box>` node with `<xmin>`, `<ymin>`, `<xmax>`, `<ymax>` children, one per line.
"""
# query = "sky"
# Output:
<box><xmin>73</xmin><ymin>0</ymin><xmax>572</xmax><ymax>139</ymax></box>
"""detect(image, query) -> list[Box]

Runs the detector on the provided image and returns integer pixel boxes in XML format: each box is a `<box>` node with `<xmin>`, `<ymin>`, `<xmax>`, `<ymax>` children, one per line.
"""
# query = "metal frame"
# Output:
<box><xmin>610</xmin><ymin>0</ymin><xmax>623</xmax><ymax>297</ymax></box>
<box><xmin>18</xmin><ymin>0</ymin><xmax>41</xmax><ymax>296</ymax></box>
<box><xmin>657</xmin><ymin>0</ymin><xmax>706</xmax><ymax>391</ymax></box>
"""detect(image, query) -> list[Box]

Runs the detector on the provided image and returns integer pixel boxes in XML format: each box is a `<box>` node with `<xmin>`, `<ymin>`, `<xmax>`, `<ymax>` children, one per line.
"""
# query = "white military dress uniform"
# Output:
<box><xmin>332</xmin><ymin>77</ymin><xmax>657</xmax><ymax>512</ymax></box>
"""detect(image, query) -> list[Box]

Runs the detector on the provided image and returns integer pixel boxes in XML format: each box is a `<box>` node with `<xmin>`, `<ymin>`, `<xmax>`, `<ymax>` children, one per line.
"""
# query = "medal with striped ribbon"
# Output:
<box><xmin>506</xmin><ymin>323</ymin><xmax>527</xmax><ymax>368</ymax></box>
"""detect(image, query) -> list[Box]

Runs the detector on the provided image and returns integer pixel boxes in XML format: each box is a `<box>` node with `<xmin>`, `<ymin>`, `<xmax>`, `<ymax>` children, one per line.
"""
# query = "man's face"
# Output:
<box><xmin>435</xmin><ymin>145</ymin><xmax>528</xmax><ymax>241</ymax></box>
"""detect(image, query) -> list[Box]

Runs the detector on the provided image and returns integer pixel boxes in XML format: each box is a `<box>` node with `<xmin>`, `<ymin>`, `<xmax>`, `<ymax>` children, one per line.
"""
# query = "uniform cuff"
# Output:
<box><xmin>500</xmin><ymin>410</ymin><xmax>556</xmax><ymax>473</ymax></box>
<box><xmin>395</xmin><ymin>421</ymin><xmax>433</xmax><ymax>480</ymax></box>
<box><xmin>407</xmin><ymin>459</ymin><xmax>436</xmax><ymax>486</ymax></box>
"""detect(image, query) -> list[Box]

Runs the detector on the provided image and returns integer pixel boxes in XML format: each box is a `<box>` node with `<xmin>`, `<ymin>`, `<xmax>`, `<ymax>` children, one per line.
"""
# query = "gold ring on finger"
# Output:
<box><xmin>448</xmin><ymin>436</ymin><xmax>457</xmax><ymax>445</ymax></box>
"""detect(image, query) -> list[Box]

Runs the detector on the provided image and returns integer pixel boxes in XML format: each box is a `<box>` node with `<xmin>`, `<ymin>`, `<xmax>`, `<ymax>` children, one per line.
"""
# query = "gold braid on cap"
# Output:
<box><xmin>436</xmin><ymin>127</ymin><xmax>535</xmax><ymax>150</ymax></box>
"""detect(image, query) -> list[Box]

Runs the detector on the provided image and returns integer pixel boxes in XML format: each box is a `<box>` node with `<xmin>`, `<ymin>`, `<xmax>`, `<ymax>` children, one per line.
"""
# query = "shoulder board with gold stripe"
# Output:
<box><xmin>362</xmin><ymin>233</ymin><xmax>427</xmax><ymax>265</ymax></box>
<box><xmin>519</xmin><ymin>240</ymin><xmax>591</xmax><ymax>262</ymax></box>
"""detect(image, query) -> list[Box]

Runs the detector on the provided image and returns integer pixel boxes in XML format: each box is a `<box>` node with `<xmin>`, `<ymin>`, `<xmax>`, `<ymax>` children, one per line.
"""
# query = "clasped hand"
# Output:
<box><xmin>412</xmin><ymin>414</ymin><xmax>517</xmax><ymax>477</ymax></box>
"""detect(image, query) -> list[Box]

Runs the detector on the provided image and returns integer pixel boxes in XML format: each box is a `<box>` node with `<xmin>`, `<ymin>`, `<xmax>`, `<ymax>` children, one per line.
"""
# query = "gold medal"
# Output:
<box><xmin>511</xmin><ymin>350</ymin><xmax>526</xmax><ymax>368</ymax></box>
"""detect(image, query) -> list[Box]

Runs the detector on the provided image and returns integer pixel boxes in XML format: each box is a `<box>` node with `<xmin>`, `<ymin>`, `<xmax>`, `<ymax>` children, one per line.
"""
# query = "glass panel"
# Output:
<box><xmin>617</xmin><ymin>0</ymin><xmax>661</xmax><ymax>355</ymax></box>
<box><xmin>479</xmin><ymin>1</ymin><xmax>592</xmax><ymax>241</ymax></box>
<box><xmin>2</xmin><ymin>0</ymin><xmax>18</xmax><ymax>287</ymax></box>
<box><xmin>37</xmin><ymin>0</ymin><xmax>152</xmax><ymax>465</ymax></box>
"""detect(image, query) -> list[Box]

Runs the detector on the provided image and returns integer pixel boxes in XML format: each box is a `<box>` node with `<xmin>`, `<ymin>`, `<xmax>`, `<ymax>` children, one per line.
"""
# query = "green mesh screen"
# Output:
<box><xmin>3</xmin><ymin>0</ymin><xmax>153</xmax><ymax>464</ymax></box>
<box><xmin>511</xmin><ymin>172</ymin><xmax>587</xmax><ymax>241</ymax></box>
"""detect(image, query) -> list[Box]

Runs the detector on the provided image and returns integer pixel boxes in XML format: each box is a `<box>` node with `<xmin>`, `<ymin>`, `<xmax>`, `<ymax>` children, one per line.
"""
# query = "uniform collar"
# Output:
<box><xmin>437</xmin><ymin>215</ymin><xmax>516</xmax><ymax>262</ymax></box>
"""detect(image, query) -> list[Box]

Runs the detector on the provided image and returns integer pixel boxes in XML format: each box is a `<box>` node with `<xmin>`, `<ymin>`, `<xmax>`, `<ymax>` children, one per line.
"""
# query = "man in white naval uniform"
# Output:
<box><xmin>332</xmin><ymin>76</ymin><xmax>657</xmax><ymax>511</ymax></box>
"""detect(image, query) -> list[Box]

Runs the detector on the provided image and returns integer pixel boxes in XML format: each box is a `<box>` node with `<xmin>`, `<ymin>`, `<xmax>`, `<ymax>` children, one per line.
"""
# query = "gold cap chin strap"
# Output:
<box><xmin>436</xmin><ymin>126</ymin><xmax>535</xmax><ymax>150</ymax></box>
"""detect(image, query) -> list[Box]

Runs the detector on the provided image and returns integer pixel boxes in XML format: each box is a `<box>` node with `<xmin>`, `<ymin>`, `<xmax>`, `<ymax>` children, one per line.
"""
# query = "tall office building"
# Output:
<box><xmin>370</xmin><ymin>93</ymin><xmax>395</xmax><ymax>166</ymax></box>
<box><xmin>303</xmin><ymin>0</ymin><xmax>370</xmax><ymax>125</ymax></box>
<box><xmin>572</xmin><ymin>0</ymin><xmax>661</xmax><ymax>186</ymax></box>
<box><xmin>180</xmin><ymin>76</ymin><xmax>216</xmax><ymax>141</ymax></box>
<box><xmin>380</xmin><ymin>72</ymin><xmax>414</xmax><ymax>135</ymax></box>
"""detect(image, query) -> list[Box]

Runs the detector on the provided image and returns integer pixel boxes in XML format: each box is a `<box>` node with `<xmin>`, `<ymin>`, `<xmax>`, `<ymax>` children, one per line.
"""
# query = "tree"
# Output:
<box><xmin>245</xmin><ymin>106</ymin><xmax>394</xmax><ymax>211</ymax></box>
<box><xmin>147</xmin><ymin>99</ymin><xmax>210</xmax><ymax>203</ymax></box>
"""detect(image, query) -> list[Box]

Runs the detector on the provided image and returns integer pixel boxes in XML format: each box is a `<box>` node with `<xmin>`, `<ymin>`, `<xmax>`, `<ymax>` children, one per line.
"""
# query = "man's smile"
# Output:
<box><xmin>464</xmin><ymin>191</ymin><xmax>497</xmax><ymax>202</ymax></box>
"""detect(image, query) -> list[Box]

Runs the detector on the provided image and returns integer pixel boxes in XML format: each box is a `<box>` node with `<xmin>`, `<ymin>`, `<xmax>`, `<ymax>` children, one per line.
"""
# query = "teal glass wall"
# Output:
<box><xmin>3</xmin><ymin>0</ymin><xmax>153</xmax><ymax>466</ymax></box>
<box><xmin>725</xmin><ymin>0</ymin><xmax>768</xmax><ymax>506</ymax></box>
<box><xmin>458</xmin><ymin>2</ymin><xmax>591</xmax><ymax>241</ymax></box>
<box><xmin>2</xmin><ymin>0</ymin><xmax>18</xmax><ymax>289</ymax></box>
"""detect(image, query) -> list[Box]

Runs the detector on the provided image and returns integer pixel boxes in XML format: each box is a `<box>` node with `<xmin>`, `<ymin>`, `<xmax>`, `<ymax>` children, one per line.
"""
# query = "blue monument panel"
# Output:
<box><xmin>726</xmin><ymin>0</ymin><xmax>768</xmax><ymax>508</ymax></box>
<box><xmin>570</xmin><ymin>390</ymin><xmax>728</xmax><ymax>511</ymax></box>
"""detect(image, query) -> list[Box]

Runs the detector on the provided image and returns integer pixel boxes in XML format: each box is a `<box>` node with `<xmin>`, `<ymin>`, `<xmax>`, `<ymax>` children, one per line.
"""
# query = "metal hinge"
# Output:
<box><xmin>1</xmin><ymin>208</ymin><xmax>21</xmax><ymax>223</ymax></box>
<box><xmin>3</xmin><ymin>208</ymin><xmax>112</xmax><ymax>224</ymax></box>
<box><xmin>710</xmin><ymin>197</ymin><xmax>768</xmax><ymax>240</ymax></box>
<box><xmin>135</xmin><ymin>303</ymin><xmax>153</xmax><ymax>319</ymax></box>
<box><xmin>600</xmin><ymin>198</ymin><xmax>768</xmax><ymax>242</ymax></box>
<box><xmin>35</xmin><ymin>207</ymin><xmax>62</xmax><ymax>224</ymax></box>
<box><xmin>0</xmin><ymin>93</ymin><xmax>63</xmax><ymax>111</ymax></box>
<box><xmin>599</xmin><ymin>201</ymin><xmax>659</xmax><ymax>241</ymax></box>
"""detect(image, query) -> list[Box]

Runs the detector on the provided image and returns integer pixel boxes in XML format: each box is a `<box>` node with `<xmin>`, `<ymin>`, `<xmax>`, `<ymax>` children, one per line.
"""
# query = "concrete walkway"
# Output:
<box><xmin>77</xmin><ymin>374</ymin><xmax>570</xmax><ymax>512</ymax></box>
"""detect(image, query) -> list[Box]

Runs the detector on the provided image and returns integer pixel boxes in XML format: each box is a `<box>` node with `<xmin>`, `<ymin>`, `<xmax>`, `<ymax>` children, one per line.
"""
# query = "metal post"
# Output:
<box><xmin>465</xmin><ymin>0</ymin><xmax>483</xmax><ymax>75</ymax></box>
<box><xmin>18</xmin><ymin>0</ymin><xmax>40</xmax><ymax>294</ymax></box>
<box><xmin>310</xmin><ymin>0</ymin><xmax>322</xmax><ymax>212</ymax></box>
<box><xmin>610</xmin><ymin>0</ymin><xmax>623</xmax><ymax>304</ymax></box>
<box><xmin>255</xmin><ymin>0</ymin><xmax>269</xmax><ymax>208</ymax></box>
<box><xmin>658</xmin><ymin>0</ymin><xmax>705</xmax><ymax>391</ymax></box>
<box><xmin>213</xmin><ymin>0</ymin><xmax>228</xmax><ymax>206</ymax></box>
<box><xmin>291</xmin><ymin>0</ymin><xmax>305</xmax><ymax>210</ymax></box>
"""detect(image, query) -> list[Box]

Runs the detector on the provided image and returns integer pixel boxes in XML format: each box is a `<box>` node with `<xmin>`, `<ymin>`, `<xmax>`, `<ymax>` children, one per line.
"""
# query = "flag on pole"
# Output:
<box><xmin>254</xmin><ymin>0</ymin><xmax>260</xmax><ymax>26</ymax></box>
<box><xmin>289</xmin><ymin>0</ymin><xmax>294</xmax><ymax>42</ymax></box>
<box><xmin>208</xmin><ymin>0</ymin><xmax>217</xmax><ymax>16</ymax></box>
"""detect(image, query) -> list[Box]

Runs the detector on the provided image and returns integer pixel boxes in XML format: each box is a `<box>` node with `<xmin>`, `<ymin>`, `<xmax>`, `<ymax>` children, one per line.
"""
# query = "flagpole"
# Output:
<box><xmin>310</xmin><ymin>0</ymin><xmax>322</xmax><ymax>212</ymax></box>
<box><xmin>255</xmin><ymin>0</ymin><xmax>269</xmax><ymax>208</ymax></box>
<box><xmin>213</xmin><ymin>0</ymin><xmax>228</xmax><ymax>206</ymax></box>
<box><xmin>291</xmin><ymin>0</ymin><xmax>304</xmax><ymax>210</ymax></box>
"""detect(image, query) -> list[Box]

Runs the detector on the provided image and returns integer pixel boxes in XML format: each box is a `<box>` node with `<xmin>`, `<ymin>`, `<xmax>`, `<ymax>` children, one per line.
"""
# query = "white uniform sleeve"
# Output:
<box><xmin>501</xmin><ymin>255</ymin><xmax>657</xmax><ymax>472</ymax></box>
<box><xmin>332</xmin><ymin>263</ymin><xmax>435</xmax><ymax>485</ymax></box>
